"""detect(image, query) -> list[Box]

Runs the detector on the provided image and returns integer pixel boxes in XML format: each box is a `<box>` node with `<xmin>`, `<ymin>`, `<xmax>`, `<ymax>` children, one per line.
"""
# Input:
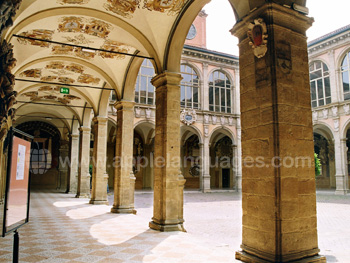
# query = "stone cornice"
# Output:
<box><xmin>182</xmin><ymin>46</ymin><xmax>238</xmax><ymax>67</ymax></box>
<box><xmin>308</xmin><ymin>31</ymin><xmax>350</xmax><ymax>55</ymax></box>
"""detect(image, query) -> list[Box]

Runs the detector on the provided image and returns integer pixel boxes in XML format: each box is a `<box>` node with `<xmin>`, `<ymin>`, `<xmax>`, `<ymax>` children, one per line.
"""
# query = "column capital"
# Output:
<box><xmin>79</xmin><ymin>126</ymin><xmax>91</xmax><ymax>132</ymax></box>
<box><xmin>230</xmin><ymin>3</ymin><xmax>313</xmax><ymax>40</ymax></box>
<box><xmin>93</xmin><ymin>116</ymin><xmax>108</xmax><ymax>124</ymax></box>
<box><xmin>114</xmin><ymin>100</ymin><xmax>135</xmax><ymax>111</ymax></box>
<box><xmin>151</xmin><ymin>72</ymin><xmax>182</xmax><ymax>89</ymax></box>
<box><xmin>70</xmin><ymin>134</ymin><xmax>79</xmax><ymax>139</ymax></box>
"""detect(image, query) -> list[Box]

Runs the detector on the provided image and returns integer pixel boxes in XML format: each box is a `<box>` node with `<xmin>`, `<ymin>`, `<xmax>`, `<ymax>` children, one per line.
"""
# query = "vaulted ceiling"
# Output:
<box><xmin>4</xmin><ymin>0</ymin><xmax>307</xmax><ymax>132</ymax></box>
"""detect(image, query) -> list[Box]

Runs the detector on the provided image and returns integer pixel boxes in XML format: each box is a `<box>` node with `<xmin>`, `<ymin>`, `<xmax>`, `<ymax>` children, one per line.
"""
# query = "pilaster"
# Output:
<box><xmin>90</xmin><ymin>116</ymin><xmax>109</xmax><ymax>205</ymax></box>
<box><xmin>149</xmin><ymin>72</ymin><xmax>186</xmax><ymax>232</ymax></box>
<box><xmin>111</xmin><ymin>101</ymin><xmax>136</xmax><ymax>214</ymax></box>
<box><xmin>76</xmin><ymin>126</ymin><xmax>91</xmax><ymax>198</ymax></box>
<box><xmin>231</xmin><ymin>3</ymin><xmax>325</xmax><ymax>262</ymax></box>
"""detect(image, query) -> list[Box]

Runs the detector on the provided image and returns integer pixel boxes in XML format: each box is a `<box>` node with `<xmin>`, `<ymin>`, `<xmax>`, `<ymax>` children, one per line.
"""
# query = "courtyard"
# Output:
<box><xmin>0</xmin><ymin>190</ymin><xmax>349</xmax><ymax>262</ymax></box>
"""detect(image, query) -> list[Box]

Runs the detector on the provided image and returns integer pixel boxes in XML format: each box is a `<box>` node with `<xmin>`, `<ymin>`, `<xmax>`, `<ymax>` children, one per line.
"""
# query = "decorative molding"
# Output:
<box><xmin>344</xmin><ymin>104</ymin><xmax>350</xmax><ymax>115</ymax></box>
<box><xmin>204</xmin><ymin>125</ymin><xmax>209</xmax><ymax>137</ymax></box>
<box><xmin>322</xmin><ymin>109</ymin><xmax>328</xmax><ymax>119</ymax></box>
<box><xmin>332</xmin><ymin>106</ymin><xmax>338</xmax><ymax>117</ymax></box>
<box><xmin>145</xmin><ymin>108</ymin><xmax>151</xmax><ymax>119</ymax></box>
<box><xmin>180</xmin><ymin>109</ymin><xmax>197</xmax><ymax>126</ymax></box>
<box><xmin>135</xmin><ymin>107</ymin><xmax>141</xmax><ymax>118</ymax></box>
<box><xmin>212</xmin><ymin>115</ymin><xmax>217</xmax><ymax>125</ymax></box>
<box><xmin>334</xmin><ymin>119</ymin><xmax>339</xmax><ymax>132</ymax></box>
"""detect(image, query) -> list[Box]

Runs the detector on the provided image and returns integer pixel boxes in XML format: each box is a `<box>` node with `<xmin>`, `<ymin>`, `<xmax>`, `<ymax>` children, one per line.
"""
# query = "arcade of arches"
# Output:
<box><xmin>0</xmin><ymin>0</ymin><xmax>330</xmax><ymax>262</ymax></box>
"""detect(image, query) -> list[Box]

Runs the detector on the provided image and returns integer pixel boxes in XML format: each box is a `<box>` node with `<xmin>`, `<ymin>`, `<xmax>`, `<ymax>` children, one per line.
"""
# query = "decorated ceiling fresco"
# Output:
<box><xmin>17</xmin><ymin>16</ymin><xmax>132</xmax><ymax>60</ymax></box>
<box><xmin>19</xmin><ymin>61</ymin><xmax>101</xmax><ymax>86</ymax></box>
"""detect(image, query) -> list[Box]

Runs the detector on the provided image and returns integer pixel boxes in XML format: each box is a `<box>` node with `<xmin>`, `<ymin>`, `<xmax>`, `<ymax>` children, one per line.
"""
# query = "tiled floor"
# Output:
<box><xmin>0</xmin><ymin>190</ymin><xmax>350</xmax><ymax>262</ymax></box>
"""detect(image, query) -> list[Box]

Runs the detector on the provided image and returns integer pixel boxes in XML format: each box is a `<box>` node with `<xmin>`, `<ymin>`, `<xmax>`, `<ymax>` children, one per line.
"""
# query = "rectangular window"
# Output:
<box><xmin>209</xmin><ymin>87</ymin><xmax>213</xmax><ymax>105</ymax></box>
<box><xmin>311</xmin><ymin>81</ymin><xmax>316</xmax><ymax>100</ymax></box>
<box><xmin>317</xmin><ymin>79</ymin><xmax>323</xmax><ymax>99</ymax></box>
<box><xmin>226</xmin><ymin>89</ymin><xmax>231</xmax><ymax>109</ymax></box>
<box><xmin>193</xmin><ymin>87</ymin><xmax>198</xmax><ymax>103</ymax></box>
<box><xmin>221</xmin><ymin>88</ymin><xmax>225</xmax><ymax>107</ymax></box>
<box><xmin>325</xmin><ymin>77</ymin><xmax>331</xmax><ymax>98</ymax></box>
<box><xmin>344</xmin><ymin>92</ymin><xmax>350</xmax><ymax>101</ymax></box>
<box><xmin>343</xmin><ymin>72</ymin><xmax>350</xmax><ymax>92</ymax></box>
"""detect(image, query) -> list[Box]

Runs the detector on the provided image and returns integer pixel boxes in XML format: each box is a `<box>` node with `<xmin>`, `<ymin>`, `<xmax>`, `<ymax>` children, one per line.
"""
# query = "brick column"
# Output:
<box><xmin>231</xmin><ymin>3</ymin><xmax>325</xmax><ymax>262</ymax></box>
<box><xmin>69</xmin><ymin>134</ymin><xmax>79</xmax><ymax>194</ymax></box>
<box><xmin>90</xmin><ymin>117</ymin><xmax>109</xmax><ymax>205</ymax></box>
<box><xmin>76</xmin><ymin>126</ymin><xmax>91</xmax><ymax>198</ymax></box>
<box><xmin>149</xmin><ymin>72</ymin><xmax>186</xmax><ymax>232</ymax></box>
<box><xmin>111</xmin><ymin>101</ymin><xmax>136</xmax><ymax>214</ymax></box>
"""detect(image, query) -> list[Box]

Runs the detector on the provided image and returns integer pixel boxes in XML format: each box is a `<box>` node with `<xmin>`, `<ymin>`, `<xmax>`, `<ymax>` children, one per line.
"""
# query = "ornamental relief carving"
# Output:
<box><xmin>57</xmin><ymin>0</ymin><xmax>89</xmax><ymax>4</ymax></box>
<box><xmin>247</xmin><ymin>18</ymin><xmax>268</xmax><ymax>58</ymax></box>
<box><xmin>180</xmin><ymin>109</ymin><xmax>196</xmax><ymax>125</ymax></box>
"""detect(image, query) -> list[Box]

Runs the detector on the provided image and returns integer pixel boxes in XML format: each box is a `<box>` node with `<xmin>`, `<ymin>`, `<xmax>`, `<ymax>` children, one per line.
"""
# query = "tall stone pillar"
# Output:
<box><xmin>149</xmin><ymin>72</ymin><xmax>186</xmax><ymax>232</ymax></box>
<box><xmin>202</xmin><ymin>63</ymin><xmax>209</xmax><ymax>111</ymax></box>
<box><xmin>231</xmin><ymin>3</ymin><xmax>326</xmax><ymax>262</ymax></box>
<box><xmin>334</xmin><ymin>138</ymin><xmax>349</xmax><ymax>195</ymax></box>
<box><xmin>111</xmin><ymin>101</ymin><xmax>136</xmax><ymax>214</ymax></box>
<box><xmin>90</xmin><ymin>117</ymin><xmax>109</xmax><ymax>204</ymax></box>
<box><xmin>69</xmin><ymin>134</ymin><xmax>79</xmax><ymax>194</ymax></box>
<box><xmin>236</xmin><ymin>122</ymin><xmax>242</xmax><ymax>191</ymax></box>
<box><xmin>76</xmin><ymin>126</ymin><xmax>91</xmax><ymax>198</ymax></box>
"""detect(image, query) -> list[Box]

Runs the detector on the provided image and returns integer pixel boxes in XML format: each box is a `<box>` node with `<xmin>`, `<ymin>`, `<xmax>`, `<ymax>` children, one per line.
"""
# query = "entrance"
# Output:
<box><xmin>222</xmin><ymin>168</ymin><xmax>230</xmax><ymax>188</ymax></box>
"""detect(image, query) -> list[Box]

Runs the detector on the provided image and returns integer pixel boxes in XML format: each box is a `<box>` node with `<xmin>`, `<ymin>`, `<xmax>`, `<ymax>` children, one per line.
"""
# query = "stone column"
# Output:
<box><xmin>111</xmin><ymin>101</ymin><xmax>136</xmax><ymax>214</ymax></box>
<box><xmin>58</xmin><ymin>144</ymin><xmax>69</xmax><ymax>191</ymax></box>
<box><xmin>231</xmin><ymin>3</ymin><xmax>325</xmax><ymax>262</ymax></box>
<box><xmin>334</xmin><ymin>138</ymin><xmax>349</xmax><ymax>195</ymax></box>
<box><xmin>200</xmin><ymin>140</ymin><xmax>211</xmax><ymax>192</ymax></box>
<box><xmin>149</xmin><ymin>72</ymin><xmax>186</xmax><ymax>232</ymax></box>
<box><xmin>69</xmin><ymin>134</ymin><xmax>79</xmax><ymax>194</ymax></box>
<box><xmin>90</xmin><ymin>117</ymin><xmax>109</xmax><ymax>205</ymax></box>
<box><xmin>76</xmin><ymin>126</ymin><xmax>91</xmax><ymax>198</ymax></box>
<box><xmin>232</xmin><ymin>144</ymin><xmax>237</xmax><ymax>189</ymax></box>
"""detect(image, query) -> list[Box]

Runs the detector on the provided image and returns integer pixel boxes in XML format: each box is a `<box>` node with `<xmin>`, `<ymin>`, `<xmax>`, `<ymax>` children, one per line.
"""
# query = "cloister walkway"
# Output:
<box><xmin>0</xmin><ymin>190</ymin><xmax>349</xmax><ymax>262</ymax></box>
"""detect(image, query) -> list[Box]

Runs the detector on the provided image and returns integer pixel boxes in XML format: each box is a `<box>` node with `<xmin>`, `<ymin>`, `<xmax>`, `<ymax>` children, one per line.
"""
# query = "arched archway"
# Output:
<box><xmin>16</xmin><ymin>121</ymin><xmax>62</xmax><ymax>190</ymax></box>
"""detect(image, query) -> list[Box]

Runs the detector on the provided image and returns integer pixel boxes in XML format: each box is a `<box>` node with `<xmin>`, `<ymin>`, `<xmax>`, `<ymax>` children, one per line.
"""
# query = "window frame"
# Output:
<box><xmin>208</xmin><ymin>70</ymin><xmax>233</xmax><ymax>113</ymax></box>
<box><xmin>180</xmin><ymin>64</ymin><xmax>200</xmax><ymax>109</ymax></box>
<box><xmin>309</xmin><ymin>60</ymin><xmax>331</xmax><ymax>108</ymax></box>
<box><xmin>134</xmin><ymin>59</ymin><xmax>155</xmax><ymax>105</ymax></box>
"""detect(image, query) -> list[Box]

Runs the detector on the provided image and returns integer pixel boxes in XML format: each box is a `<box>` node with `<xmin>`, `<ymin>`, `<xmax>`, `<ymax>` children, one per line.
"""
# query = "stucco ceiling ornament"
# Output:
<box><xmin>104</xmin><ymin>0</ymin><xmax>140</xmax><ymax>19</ymax></box>
<box><xmin>17</xmin><ymin>30</ymin><xmax>54</xmax><ymax>48</ymax></box>
<box><xmin>57</xmin><ymin>0</ymin><xmax>89</xmax><ymax>4</ymax></box>
<box><xmin>46</xmin><ymin>62</ymin><xmax>65</xmax><ymax>70</ymax></box>
<box><xmin>180</xmin><ymin>108</ymin><xmax>196</xmax><ymax>126</ymax></box>
<box><xmin>78</xmin><ymin>73</ymin><xmax>100</xmax><ymax>84</ymax></box>
<box><xmin>99</xmin><ymin>40</ymin><xmax>130</xmax><ymax>59</ymax></box>
<box><xmin>143</xmin><ymin>0</ymin><xmax>186</xmax><ymax>15</ymax></box>
<box><xmin>19</xmin><ymin>69</ymin><xmax>41</xmax><ymax>78</ymax></box>
<box><xmin>58</xmin><ymin>17</ymin><xmax>84</xmax><ymax>33</ymax></box>
<box><xmin>62</xmin><ymin>34</ymin><xmax>94</xmax><ymax>45</ymax></box>
<box><xmin>247</xmin><ymin>18</ymin><xmax>268</xmax><ymax>58</ymax></box>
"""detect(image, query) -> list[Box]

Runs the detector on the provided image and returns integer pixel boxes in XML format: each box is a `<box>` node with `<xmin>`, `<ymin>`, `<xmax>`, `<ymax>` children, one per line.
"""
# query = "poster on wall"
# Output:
<box><xmin>2</xmin><ymin>128</ymin><xmax>32</xmax><ymax>237</ymax></box>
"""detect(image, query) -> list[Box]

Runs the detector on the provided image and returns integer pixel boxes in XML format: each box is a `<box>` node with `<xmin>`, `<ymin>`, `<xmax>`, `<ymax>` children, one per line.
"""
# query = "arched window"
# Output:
<box><xmin>180</xmin><ymin>64</ymin><xmax>200</xmax><ymax>109</ymax></box>
<box><xmin>209</xmin><ymin>71</ymin><xmax>232</xmax><ymax>113</ymax></box>
<box><xmin>309</xmin><ymin>61</ymin><xmax>331</xmax><ymax>107</ymax></box>
<box><xmin>341</xmin><ymin>51</ymin><xmax>350</xmax><ymax>100</ymax></box>
<box><xmin>135</xmin><ymin>59</ymin><xmax>155</xmax><ymax>105</ymax></box>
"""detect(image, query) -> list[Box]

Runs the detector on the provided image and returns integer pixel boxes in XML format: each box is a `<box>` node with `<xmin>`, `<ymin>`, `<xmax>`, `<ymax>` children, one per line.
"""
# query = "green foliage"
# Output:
<box><xmin>89</xmin><ymin>164</ymin><xmax>93</xmax><ymax>175</ymax></box>
<box><xmin>314</xmin><ymin>153</ymin><xmax>321</xmax><ymax>177</ymax></box>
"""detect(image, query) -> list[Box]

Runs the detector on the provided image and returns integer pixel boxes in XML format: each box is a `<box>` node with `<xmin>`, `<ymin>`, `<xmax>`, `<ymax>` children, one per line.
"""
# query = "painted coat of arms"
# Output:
<box><xmin>104</xmin><ymin>0</ymin><xmax>141</xmax><ymax>18</ymax></box>
<box><xmin>143</xmin><ymin>0</ymin><xmax>185</xmax><ymax>15</ymax></box>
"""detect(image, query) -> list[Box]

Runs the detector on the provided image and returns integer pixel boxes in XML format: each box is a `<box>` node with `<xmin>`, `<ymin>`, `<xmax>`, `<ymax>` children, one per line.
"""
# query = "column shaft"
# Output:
<box><xmin>231</xmin><ymin>3</ymin><xmax>325</xmax><ymax>262</ymax></box>
<box><xmin>76</xmin><ymin>127</ymin><xmax>91</xmax><ymax>198</ymax></box>
<box><xmin>201</xmin><ymin>139</ymin><xmax>211</xmax><ymax>192</ymax></box>
<box><xmin>111</xmin><ymin>101</ymin><xmax>136</xmax><ymax>213</ymax></box>
<box><xmin>149</xmin><ymin>72</ymin><xmax>186</xmax><ymax>232</ymax></box>
<box><xmin>69</xmin><ymin>134</ymin><xmax>79</xmax><ymax>194</ymax></box>
<box><xmin>90</xmin><ymin>117</ymin><xmax>109</xmax><ymax>204</ymax></box>
<box><xmin>334</xmin><ymin>138</ymin><xmax>349</xmax><ymax>195</ymax></box>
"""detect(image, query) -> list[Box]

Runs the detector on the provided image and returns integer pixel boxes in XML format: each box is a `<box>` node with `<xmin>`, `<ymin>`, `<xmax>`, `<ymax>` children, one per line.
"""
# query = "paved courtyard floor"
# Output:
<box><xmin>0</xmin><ymin>190</ymin><xmax>349</xmax><ymax>262</ymax></box>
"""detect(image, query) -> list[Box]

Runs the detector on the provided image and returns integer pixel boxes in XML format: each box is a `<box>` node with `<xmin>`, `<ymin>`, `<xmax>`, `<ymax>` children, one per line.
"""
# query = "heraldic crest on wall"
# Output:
<box><xmin>180</xmin><ymin>109</ymin><xmax>197</xmax><ymax>126</ymax></box>
<box><xmin>247</xmin><ymin>18</ymin><xmax>268</xmax><ymax>58</ymax></box>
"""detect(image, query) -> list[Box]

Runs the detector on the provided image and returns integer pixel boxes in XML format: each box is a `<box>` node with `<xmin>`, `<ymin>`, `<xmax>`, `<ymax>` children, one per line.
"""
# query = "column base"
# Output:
<box><xmin>335</xmin><ymin>190</ymin><xmax>348</xmax><ymax>195</ymax></box>
<box><xmin>236</xmin><ymin>250</ymin><xmax>326</xmax><ymax>263</ymax></box>
<box><xmin>89</xmin><ymin>200</ymin><xmax>109</xmax><ymax>205</ymax></box>
<box><xmin>149</xmin><ymin>221</ymin><xmax>186</xmax><ymax>232</ymax></box>
<box><xmin>202</xmin><ymin>188</ymin><xmax>211</xmax><ymax>193</ymax></box>
<box><xmin>75</xmin><ymin>194</ymin><xmax>89</xmax><ymax>198</ymax></box>
<box><xmin>110</xmin><ymin>206</ymin><xmax>137</xmax><ymax>214</ymax></box>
